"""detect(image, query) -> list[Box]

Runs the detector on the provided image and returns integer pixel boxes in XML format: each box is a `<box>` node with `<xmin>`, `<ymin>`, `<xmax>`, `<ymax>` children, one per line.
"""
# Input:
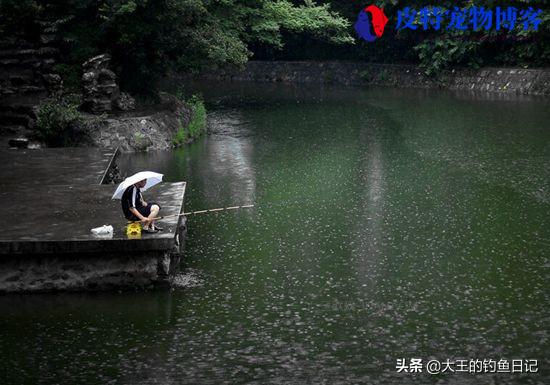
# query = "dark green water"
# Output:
<box><xmin>1</xmin><ymin>83</ymin><xmax>549</xmax><ymax>384</ymax></box>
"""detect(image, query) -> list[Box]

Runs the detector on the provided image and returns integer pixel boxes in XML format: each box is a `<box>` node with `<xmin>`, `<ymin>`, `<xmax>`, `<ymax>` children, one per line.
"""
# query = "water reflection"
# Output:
<box><xmin>199</xmin><ymin>109</ymin><xmax>256</xmax><ymax>207</ymax></box>
<box><xmin>1</xmin><ymin>83</ymin><xmax>549</xmax><ymax>385</ymax></box>
<box><xmin>354</xmin><ymin>130</ymin><xmax>385</xmax><ymax>293</ymax></box>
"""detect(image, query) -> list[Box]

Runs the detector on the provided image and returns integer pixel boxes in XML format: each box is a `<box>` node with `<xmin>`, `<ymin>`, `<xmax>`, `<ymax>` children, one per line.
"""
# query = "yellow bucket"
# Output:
<box><xmin>126</xmin><ymin>222</ymin><xmax>142</xmax><ymax>238</ymax></box>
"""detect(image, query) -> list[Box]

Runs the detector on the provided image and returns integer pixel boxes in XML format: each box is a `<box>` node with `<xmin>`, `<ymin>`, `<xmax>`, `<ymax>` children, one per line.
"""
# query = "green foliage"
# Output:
<box><xmin>0</xmin><ymin>0</ymin><xmax>42</xmax><ymax>40</ymax></box>
<box><xmin>2</xmin><ymin>0</ymin><xmax>547</xmax><ymax>84</ymax></box>
<box><xmin>174</xmin><ymin>95</ymin><xmax>206</xmax><ymax>147</ymax></box>
<box><xmin>36</xmin><ymin>97</ymin><xmax>83</xmax><ymax>146</ymax></box>
<box><xmin>376</xmin><ymin>1</ymin><xmax>549</xmax><ymax>73</ymax></box>
<box><xmin>7</xmin><ymin>0</ymin><xmax>351</xmax><ymax>95</ymax></box>
<box><xmin>251</xmin><ymin>0</ymin><xmax>353</xmax><ymax>47</ymax></box>
<box><xmin>133</xmin><ymin>131</ymin><xmax>151</xmax><ymax>151</ymax></box>
<box><xmin>259</xmin><ymin>0</ymin><xmax>549</xmax><ymax>75</ymax></box>
<box><xmin>492</xmin><ymin>10</ymin><xmax>550</xmax><ymax>67</ymax></box>
<box><xmin>173</xmin><ymin>127</ymin><xmax>186</xmax><ymax>147</ymax></box>
<box><xmin>377</xmin><ymin>69</ymin><xmax>390</xmax><ymax>83</ymax></box>
<box><xmin>53</xmin><ymin>63</ymin><xmax>81</xmax><ymax>92</ymax></box>
<box><xmin>187</xmin><ymin>95</ymin><xmax>206</xmax><ymax>139</ymax></box>
<box><xmin>415</xmin><ymin>35</ymin><xmax>482</xmax><ymax>76</ymax></box>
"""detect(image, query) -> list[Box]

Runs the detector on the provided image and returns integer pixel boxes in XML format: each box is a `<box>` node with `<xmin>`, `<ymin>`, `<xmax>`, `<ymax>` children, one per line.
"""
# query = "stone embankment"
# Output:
<box><xmin>0</xmin><ymin>14</ymin><xmax>190</xmax><ymax>152</ymax></box>
<box><xmin>83</xmin><ymin>92</ymin><xmax>192</xmax><ymax>152</ymax></box>
<box><xmin>76</xmin><ymin>54</ymin><xmax>191</xmax><ymax>152</ymax></box>
<box><xmin>0</xmin><ymin>47</ymin><xmax>190</xmax><ymax>151</ymax></box>
<box><xmin>198</xmin><ymin>61</ymin><xmax>550</xmax><ymax>96</ymax></box>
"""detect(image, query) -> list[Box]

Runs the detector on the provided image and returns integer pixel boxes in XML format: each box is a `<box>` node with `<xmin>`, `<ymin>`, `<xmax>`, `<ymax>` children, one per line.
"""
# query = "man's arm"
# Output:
<box><xmin>130</xmin><ymin>207</ymin><xmax>149</xmax><ymax>224</ymax></box>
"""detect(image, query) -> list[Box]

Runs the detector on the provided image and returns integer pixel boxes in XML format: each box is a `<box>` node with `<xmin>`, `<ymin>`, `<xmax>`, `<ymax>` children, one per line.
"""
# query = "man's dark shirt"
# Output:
<box><xmin>121</xmin><ymin>185</ymin><xmax>143</xmax><ymax>219</ymax></box>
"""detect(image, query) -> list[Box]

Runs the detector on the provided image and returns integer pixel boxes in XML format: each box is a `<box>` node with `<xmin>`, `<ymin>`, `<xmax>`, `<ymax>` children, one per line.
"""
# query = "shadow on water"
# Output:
<box><xmin>1</xmin><ymin>82</ymin><xmax>549</xmax><ymax>384</ymax></box>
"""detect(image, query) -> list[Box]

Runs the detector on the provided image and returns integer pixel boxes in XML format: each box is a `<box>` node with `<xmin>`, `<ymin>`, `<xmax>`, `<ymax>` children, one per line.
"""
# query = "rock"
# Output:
<box><xmin>81</xmin><ymin>95</ymin><xmax>192</xmax><ymax>152</ymax></box>
<box><xmin>158</xmin><ymin>91</ymin><xmax>192</xmax><ymax>128</ymax></box>
<box><xmin>40</xmin><ymin>34</ymin><xmax>57</xmax><ymax>45</ymax></box>
<box><xmin>114</xmin><ymin>92</ymin><xmax>135</xmax><ymax>111</ymax></box>
<box><xmin>98</xmin><ymin>68</ymin><xmax>116</xmax><ymax>81</ymax></box>
<box><xmin>83</xmin><ymin>54</ymin><xmax>112</xmax><ymax>70</ymax></box>
<box><xmin>41</xmin><ymin>58</ymin><xmax>55</xmax><ymax>71</ymax></box>
<box><xmin>42</xmin><ymin>73</ymin><xmax>62</xmax><ymax>92</ymax></box>
<box><xmin>81</xmin><ymin>54</ymin><xmax>120</xmax><ymax>113</ymax></box>
<box><xmin>82</xmin><ymin>72</ymin><xmax>95</xmax><ymax>82</ymax></box>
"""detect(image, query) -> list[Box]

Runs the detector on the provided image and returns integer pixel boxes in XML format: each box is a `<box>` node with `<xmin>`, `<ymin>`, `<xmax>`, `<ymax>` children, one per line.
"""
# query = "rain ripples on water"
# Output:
<box><xmin>1</xmin><ymin>83</ymin><xmax>549</xmax><ymax>384</ymax></box>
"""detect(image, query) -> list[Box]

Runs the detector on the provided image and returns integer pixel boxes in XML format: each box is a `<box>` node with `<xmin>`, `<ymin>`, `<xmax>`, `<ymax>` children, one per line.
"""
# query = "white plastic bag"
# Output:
<box><xmin>91</xmin><ymin>225</ymin><xmax>114</xmax><ymax>237</ymax></box>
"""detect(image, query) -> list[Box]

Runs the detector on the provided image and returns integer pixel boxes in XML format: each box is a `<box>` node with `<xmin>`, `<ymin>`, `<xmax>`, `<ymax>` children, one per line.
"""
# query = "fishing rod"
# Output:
<box><xmin>124</xmin><ymin>204</ymin><xmax>254</xmax><ymax>236</ymax></box>
<box><xmin>157</xmin><ymin>204</ymin><xmax>255</xmax><ymax>220</ymax></box>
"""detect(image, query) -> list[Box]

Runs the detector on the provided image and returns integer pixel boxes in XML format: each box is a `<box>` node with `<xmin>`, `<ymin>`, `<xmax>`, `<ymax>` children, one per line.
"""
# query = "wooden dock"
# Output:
<box><xmin>0</xmin><ymin>147</ymin><xmax>187</xmax><ymax>292</ymax></box>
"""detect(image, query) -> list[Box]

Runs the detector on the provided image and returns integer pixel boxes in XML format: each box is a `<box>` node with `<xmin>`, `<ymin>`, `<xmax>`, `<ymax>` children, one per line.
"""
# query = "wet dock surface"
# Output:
<box><xmin>2</xmin><ymin>147</ymin><xmax>186</xmax><ymax>255</ymax></box>
<box><xmin>1</xmin><ymin>182</ymin><xmax>186</xmax><ymax>254</ymax></box>
<box><xmin>0</xmin><ymin>147</ymin><xmax>117</xmax><ymax>188</ymax></box>
<box><xmin>0</xmin><ymin>83</ymin><xmax>549</xmax><ymax>383</ymax></box>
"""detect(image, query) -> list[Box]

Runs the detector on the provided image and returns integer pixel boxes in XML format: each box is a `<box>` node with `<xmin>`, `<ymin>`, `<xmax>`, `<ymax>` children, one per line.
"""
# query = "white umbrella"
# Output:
<box><xmin>111</xmin><ymin>171</ymin><xmax>163</xmax><ymax>200</ymax></box>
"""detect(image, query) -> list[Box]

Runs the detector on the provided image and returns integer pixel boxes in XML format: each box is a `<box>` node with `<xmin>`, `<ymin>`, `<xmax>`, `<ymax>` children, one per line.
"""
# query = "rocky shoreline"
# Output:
<box><xmin>4</xmin><ymin>56</ymin><xmax>548</xmax><ymax>151</ymax></box>
<box><xmin>1</xmin><ymin>52</ymin><xmax>195</xmax><ymax>152</ymax></box>
<box><xmin>82</xmin><ymin>93</ymin><xmax>192</xmax><ymax>152</ymax></box>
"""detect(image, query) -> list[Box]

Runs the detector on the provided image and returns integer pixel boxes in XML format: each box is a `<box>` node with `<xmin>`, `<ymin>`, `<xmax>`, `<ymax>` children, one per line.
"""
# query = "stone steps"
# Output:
<box><xmin>1</xmin><ymin>75</ymin><xmax>35</xmax><ymax>87</ymax></box>
<box><xmin>0</xmin><ymin>112</ymin><xmax>35</xmax><ymax>128</ymax></box>
<box><xmin>0</xmin><ymin>102</ymin><xmax>39</xmax><ymax>118</ymax></box>
<box><xmin>0</xmin><ymin>124</ymin><xmax>27</xmax><ymax>135</ymax></box>
<box><xmin>0</xmin><ymin>94</ymin><xmax>39</xmax><ymax>117</ymax></box>
<box><xmin>0</xmin><ymin>34</ymin><xmax>59</xmax><ymax>98</ymax></box>
<box><xmin>0</xmin><ymin>69</ymin><xmax>35</xmax><ymax>87</ymax></box>
<box><xmin>0</xmin><ymin>47</ymin><xmax>59</xmax><ymax>59</ymax></box>
<box><xmin>0</xmin><ymin>38</ymin><xmax>34</xmax><ymax>50</ymax></box>
<box><xmin>0</xmin><ymin>125</ymin><xmax>35</xmax><ymax>142</ymax></box>
<box><xmin>0</xmin><ymin>95</ymin><xmax>43</xmax><ymax>142</ymax></box>
<box><xmin>0</xmin><ymin>85</ymin><xmax>47</xmax><ymax>98</ymax></box>
<box><xmin>0</xmin><ymin>20</ymin><xmax>61</xmax><ymax>140</ymax></box>
<box><xmin>0</xmin><ymin>57</ymin><xmax>56</xmax><ymax>71</ymax></box>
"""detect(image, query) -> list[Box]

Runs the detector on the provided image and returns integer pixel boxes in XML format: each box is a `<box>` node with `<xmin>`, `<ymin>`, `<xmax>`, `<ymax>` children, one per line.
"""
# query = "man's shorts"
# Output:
<box><xmin>126</xmin><ymin>202</ymin><xmax>161</xmax><ymax>221</ymax></box>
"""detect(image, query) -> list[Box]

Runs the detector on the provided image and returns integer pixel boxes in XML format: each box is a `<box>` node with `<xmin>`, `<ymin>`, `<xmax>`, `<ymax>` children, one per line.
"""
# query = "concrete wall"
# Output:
<box><xmin>0</xmin><ymin>250</ymin><xmax>185</xmax><ymax>292</ymax></box>
<box><xmin>0</xmin><ymin>253</ymin><xmax>160</xmax><ymax>292</ymax></box>
<box><xmin>200</xmin><ymin>61</ymin><xmax>550</xmax><ymax>96</ymax></box>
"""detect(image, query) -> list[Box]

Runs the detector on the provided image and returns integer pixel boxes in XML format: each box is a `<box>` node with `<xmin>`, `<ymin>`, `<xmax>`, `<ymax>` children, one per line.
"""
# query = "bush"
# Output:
<box><xmin>36</xmin><ymin>97</ymin><xmax>84</xmax><ymax>146</ymax></box>
<box><xmin>52</xmin><ymin>63</ymin><xmax>81</xmax><ymax>92</ymax></box>
<box><xmin>173</xmin><ymin>95</ymin><xmax>207</xmax><ymax>146</ymax></box>
<box><xmin>415</xmin><ymin>35</ymin><xmax>482</xmax><ymax>77</ymax></box>
<box><xmin>187</xmin><ymin>95</ymin><xmax>207</xmax><ymax>139</ymax></box>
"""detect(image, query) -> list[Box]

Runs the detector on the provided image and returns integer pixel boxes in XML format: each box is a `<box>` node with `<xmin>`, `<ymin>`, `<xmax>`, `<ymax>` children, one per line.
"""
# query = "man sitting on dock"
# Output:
<box><xmin>121</xmin><ymin>179</ymin><xmax>162</xmax><ymax>233</ymax></box>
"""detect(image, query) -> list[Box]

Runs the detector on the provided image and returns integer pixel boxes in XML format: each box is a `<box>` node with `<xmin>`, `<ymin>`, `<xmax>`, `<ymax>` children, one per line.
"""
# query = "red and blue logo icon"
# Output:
<box><xmin>354</xmin><ymin>5</ymin><xmax>389</xmax><ymax>42</ymax></box>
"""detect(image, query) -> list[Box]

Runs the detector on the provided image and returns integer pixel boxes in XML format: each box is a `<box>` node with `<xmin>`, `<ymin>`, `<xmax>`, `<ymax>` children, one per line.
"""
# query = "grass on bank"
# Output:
<box><xmin>174</xmin><ymin>94</ymin><xmax>206</xmax><ymax>146</ymax></box>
